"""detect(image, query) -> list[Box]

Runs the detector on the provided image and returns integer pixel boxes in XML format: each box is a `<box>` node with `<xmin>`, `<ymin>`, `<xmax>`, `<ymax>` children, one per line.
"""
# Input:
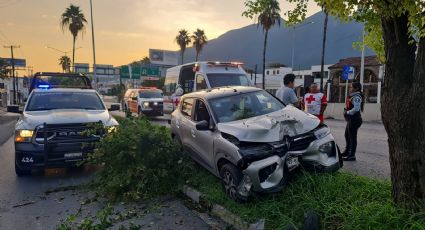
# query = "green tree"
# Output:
<box><xmin>286</xmin><ymin>0</ymin><xmax>425</xmax><ymax>210</ymax></box>
<box><xmin>175</xmin><ymin>29</ymin><xmax>191</xmax><ymax>64</ymax></box>
<box><xmin>61</xmin><ymin>4</ymin><xmax>87</xmax><ymax>71</ymax></box>
<box><xmin>243</xmin><ymin>0</ymin><xmax>281</xmax><ymax>89</ymax></box>
<box><xmin>191</xmin><ymin>29</ymin><xmax>208</xmax><ymax>61</ymax></box>
<box><xmin>58</xmin><ymin>55</ymin><xmax>71</xmax><ymax>73</ymax></box>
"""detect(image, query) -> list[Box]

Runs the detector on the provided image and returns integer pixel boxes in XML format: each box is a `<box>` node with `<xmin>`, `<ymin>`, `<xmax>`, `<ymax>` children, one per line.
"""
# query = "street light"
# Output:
<box><xmin>291</xmin><ymin>21</ymin><xmax>315</xmax><ymax>70</ymax></box>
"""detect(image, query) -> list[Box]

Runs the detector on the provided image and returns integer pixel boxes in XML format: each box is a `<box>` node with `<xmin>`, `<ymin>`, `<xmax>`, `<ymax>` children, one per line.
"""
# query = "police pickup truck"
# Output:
<box><xmin>13</xmin><ymin>73</ymin><xmax>119</xmax><ymax>176</ymax></box>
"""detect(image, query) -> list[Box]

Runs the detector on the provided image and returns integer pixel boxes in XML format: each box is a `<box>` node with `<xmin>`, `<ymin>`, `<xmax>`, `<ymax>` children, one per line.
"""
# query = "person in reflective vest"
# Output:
<box><xmin>303</xmin><ymin>83</ymin><xmax>327</xmax><ymax>123</ymax></box>
<box><xmin>343</xmin><ymin>82</ymin><xmax>364</xmax><ymax>161</ymax></box>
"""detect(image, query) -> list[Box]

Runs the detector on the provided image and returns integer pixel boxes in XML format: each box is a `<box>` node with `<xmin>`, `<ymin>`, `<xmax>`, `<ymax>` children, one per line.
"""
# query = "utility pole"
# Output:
<box><xmin>4</xmin><ymin>45</ymin><xmax>20</xmax><ymax>104</ymax></box>
<box><xmin>90</xmin><ymin>0</ymin><xmax>97</xmax><ymax>89</ymax></box>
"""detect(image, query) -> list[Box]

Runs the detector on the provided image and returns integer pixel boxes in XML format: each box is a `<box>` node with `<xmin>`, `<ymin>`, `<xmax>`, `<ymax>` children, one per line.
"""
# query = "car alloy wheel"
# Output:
<box><xmin>219</xmin><ymin>163</ymin><xmax>245</xmax><ymax>202</ymax></box>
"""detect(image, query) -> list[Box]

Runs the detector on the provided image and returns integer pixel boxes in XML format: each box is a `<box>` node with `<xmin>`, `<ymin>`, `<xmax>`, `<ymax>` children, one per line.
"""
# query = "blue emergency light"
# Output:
<box><xmin>37</xmin><ymin>84</ymin><xmax>50</xmax><ymax>89</ymax></box>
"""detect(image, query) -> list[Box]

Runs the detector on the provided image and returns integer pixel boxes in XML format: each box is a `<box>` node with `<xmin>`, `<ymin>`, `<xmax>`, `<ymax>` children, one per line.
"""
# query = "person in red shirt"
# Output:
<box><xmin>303</xmin><ymin>83</ymin><xmax>327</xmax><ymax>123</ymax></box>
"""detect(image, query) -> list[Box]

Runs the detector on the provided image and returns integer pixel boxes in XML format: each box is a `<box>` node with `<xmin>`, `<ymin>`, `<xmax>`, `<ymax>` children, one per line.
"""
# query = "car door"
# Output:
<box><xmin>178</xmin><ymin>97</ymin><xmax>195</xmax><ymax>153</ymax></box>
<box><xmin>190</xmin><ymin>99</ymin><xmax>215</xmax><ymax>171</ymax></box>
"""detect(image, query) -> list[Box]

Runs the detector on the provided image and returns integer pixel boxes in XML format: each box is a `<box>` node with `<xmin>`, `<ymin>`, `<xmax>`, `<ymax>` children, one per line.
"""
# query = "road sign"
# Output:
<box><xmin>342</xmin><ymin>65</ymin><xmax>355</xmax><ymax>81</ymax></box>
<box><xmin>0</xmin><ymin>58</ymin><xmax>26</xmax><ymax>67</ymax></box>
<box><xmin>121</xmin><ymin>66</ymin><xmax>159</xmax><ymax>79</ymax></box>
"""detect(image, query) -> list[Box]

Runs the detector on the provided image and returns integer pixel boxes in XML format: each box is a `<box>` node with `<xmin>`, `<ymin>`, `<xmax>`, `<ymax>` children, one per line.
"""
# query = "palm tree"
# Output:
<box><xmin>61</xmin><ymin>4</ymin><xmax>87</xmax><ymax>72</ymax></box>
<box><xmin>59</xmin><ymin>55</ymin><xmax>71</xmax><ymax>73</ymax></box>
<box><xmin>175</xmin><ymin>29</ymin><xmax>191</xmax><ymax>64</ymax></box>
<box><xmin>243</xmin><ymin>0</ymin><xmax>281</xmax><ymax>89</ymax></box>
<box><xmin>141</xmin><ymin>56</ymin><xmax>150</xmax><ymax>65</ymax></box>
<box><xmin>191</xmin><ymin>29</ymin><xmax>208</xmax><ymax>61</ymax></box>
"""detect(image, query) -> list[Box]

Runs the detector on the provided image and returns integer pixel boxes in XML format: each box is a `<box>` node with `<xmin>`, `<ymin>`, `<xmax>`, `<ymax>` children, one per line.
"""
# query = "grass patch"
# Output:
<box><xmin>186</xmin><ymin>165</ymin><xmax>425</xmax><ymax>230</ymax></box>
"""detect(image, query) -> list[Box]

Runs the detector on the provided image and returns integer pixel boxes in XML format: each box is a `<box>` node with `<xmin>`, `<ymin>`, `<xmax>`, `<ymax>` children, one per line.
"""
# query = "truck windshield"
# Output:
<box><xmin>26</xmin><ymin>92</ymin><xmax>105</xmax><ymax>111</ymax></box>
<box><xmin>207</xmin><ymin>73</ymin><xmax>251</xmax><ymax>88</ymax></box>
<box><xmin>209</xmin><ymin>90</ymin><xmax>284</xmax><ymax>123</ymax></box>
<box><xmin>139</xmin><ymin>91</ymin><xmax>163</xmax><ymax>98</ymax></box>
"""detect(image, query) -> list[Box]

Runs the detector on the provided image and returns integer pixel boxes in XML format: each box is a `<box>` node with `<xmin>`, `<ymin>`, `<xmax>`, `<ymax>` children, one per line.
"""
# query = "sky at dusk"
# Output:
<box><xmin>0</xmin><ymin>0</ymin><xmax>321</xmax><ymax>73</ymax></box>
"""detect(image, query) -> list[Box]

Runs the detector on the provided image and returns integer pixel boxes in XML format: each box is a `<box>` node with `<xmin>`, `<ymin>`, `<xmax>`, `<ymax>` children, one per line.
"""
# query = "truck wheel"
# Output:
<box><xmin>15</xmin><ymin>161</ymin><xmax>31</xmax><ymax>176</ymax></box>
<box><xmin>219</xmin><ymin>163</ymin><xmax>246</xmax><ymax>202</ymax></box>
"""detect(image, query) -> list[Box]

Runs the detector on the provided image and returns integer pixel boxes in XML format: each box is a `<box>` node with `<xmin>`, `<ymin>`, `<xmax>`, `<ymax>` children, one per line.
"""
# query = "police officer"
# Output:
<box><xmin>343</xmin><ymin>82</ymin><xmax>364</xmax><ymax>161</ymax></box>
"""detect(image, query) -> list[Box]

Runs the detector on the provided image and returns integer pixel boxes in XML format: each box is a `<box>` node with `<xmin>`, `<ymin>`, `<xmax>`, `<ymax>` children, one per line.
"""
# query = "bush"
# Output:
<box><xmin>88</xmin><ymin>117</ymin><xmax>189</xmax><ymax>201</ymax></box>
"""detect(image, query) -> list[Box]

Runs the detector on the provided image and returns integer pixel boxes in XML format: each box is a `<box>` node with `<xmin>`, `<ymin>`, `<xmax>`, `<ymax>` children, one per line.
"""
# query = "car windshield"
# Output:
<box><xmin>26</xmin><ymin>92</ymin><xmax>105</xmax><ymax>111</ymax></box>
<box><xmin>139</xmin><ymin>91</ymin><xmax>163</xmax><ymax>98</ymax></box>
<box><xmin>207</xmin><ymin>73</ymin><xmax>251</xmax><ymax>88</ymax></box>
<box><xmin>208</xmin><ymin>90</ymin><xmax>284</xmax><ymax>123</ymax></box>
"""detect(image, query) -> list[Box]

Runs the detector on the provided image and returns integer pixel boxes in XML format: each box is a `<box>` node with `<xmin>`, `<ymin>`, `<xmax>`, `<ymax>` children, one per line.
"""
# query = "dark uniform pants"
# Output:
<box><xmin>344</xmin><ymin>115</ymin><xmax>362</xmax><ymax>157</ymax></box>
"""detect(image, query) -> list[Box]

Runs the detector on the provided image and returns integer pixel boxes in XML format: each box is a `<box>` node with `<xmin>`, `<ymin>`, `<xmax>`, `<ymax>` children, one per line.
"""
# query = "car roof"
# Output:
<box><xmin>182</xmin><ymin>86</ymin><xmax>262</xmax><ymax>100</ymax></box>
<box><xmin>32</xmin><ymin>88</ymin><xmax>98</xmax><ymax>93</ymax></box>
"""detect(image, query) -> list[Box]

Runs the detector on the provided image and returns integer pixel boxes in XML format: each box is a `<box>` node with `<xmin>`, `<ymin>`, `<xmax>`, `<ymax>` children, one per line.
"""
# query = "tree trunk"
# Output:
<box><xmin>72</xmin><ymin>35</ymin><xmax>76</xmax><ymax>73</ymax></box>
<box><xmin>262</xmin><ymin>30</ymin><xmax>268</xmax><ymax>90</ymax></box>
<box><xmin>181</xmin><ymin>51</ymin><xmax>184</xmax><ymax>65</ymax></box>
<box><xmin>381</xmin><ymin>13</ymin><xmax>425</xmax><ymax>210</ymax></box>
<box><xmin>196</xmin><ymin>52</ymin><xmax>199</xmax><ymax>62</ymax></box>
<box><xmin>320</xmin><ymin>10</ymin><xmax>328</xmax><ymax>92</ymax></box>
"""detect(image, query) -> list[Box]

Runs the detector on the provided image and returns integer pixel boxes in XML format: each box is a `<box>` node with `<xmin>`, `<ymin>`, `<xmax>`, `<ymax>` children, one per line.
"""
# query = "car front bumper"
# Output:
<box><xmin>239</xmin><ymin>134</ymin><xmax>341</xmax><ymax>194</ymax></box>
<box><xmin>15</xmin><ymin>142</ymin><xmax>93</xmax><ymax>170</ymax></box>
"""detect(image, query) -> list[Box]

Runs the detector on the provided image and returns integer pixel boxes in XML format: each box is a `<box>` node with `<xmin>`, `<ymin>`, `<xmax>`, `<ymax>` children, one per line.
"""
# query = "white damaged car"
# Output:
<box><xmin>171</xmin><ymin>86</ymin><xmax>342</xmax><ymax>201</ymax></box>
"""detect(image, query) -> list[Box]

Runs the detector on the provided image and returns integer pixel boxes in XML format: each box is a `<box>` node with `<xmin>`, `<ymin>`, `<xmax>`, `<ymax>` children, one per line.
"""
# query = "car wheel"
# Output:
<box><xmin>15</xmin><ymin>161</ymin><xmax>31</xmax><ymax>176</ymax></box>
<box><xmin>219</xmin><ymin>163</ymin><xmax>245</xmax><ymax>202</ymax></box>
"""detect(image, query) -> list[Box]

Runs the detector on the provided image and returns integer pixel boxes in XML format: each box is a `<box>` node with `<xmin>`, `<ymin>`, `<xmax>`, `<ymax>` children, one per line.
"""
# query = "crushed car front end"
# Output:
<box><xmin>216</xmin><ymin>108</ymin><xmax>342</xmax><ymax>197</ymax></box>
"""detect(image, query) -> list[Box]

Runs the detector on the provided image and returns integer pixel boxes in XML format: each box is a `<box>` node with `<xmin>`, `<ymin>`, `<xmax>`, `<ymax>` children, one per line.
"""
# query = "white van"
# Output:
<box><xmin>163</xmin><ymin>62</ymin><xmax>253</xmax><ymax>115</ymax></box>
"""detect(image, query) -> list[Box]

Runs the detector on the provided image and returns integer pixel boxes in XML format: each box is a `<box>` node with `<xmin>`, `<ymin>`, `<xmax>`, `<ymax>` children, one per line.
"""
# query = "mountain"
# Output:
<box><xmin>183</xmin><ymin>11</ymin><xmax>375</xmax><ymax>71</ymax></box>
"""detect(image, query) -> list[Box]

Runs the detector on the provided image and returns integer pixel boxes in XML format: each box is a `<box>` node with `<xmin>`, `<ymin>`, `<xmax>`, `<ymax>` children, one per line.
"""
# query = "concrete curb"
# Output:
<box><xmin>181</xmin><ymin>185</ymin><xmax>265</xmax><ymax>230</ymax></box>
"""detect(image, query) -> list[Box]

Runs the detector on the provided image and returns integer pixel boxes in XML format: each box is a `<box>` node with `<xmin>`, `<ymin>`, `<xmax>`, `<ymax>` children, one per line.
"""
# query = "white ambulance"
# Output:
<box><xmin>163</xmin><ymin>62</ymin><xmax>253</xmax><ymax>115</ymax></box>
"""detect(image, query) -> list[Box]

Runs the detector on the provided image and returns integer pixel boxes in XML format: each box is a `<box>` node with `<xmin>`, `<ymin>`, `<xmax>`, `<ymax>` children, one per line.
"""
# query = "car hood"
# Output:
<box><xmin>216</xmin><ymin>105</ymin><xmax>320</xmax><ymax>143</ymax></box>
<box><xmin>17</xmin><ymin>109</ymin><xmax>118</xmax><ymax>130</ymax></box>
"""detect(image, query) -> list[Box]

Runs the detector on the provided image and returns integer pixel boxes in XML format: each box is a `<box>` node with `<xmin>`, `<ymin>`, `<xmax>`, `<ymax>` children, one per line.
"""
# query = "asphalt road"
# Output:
<box><xmin>0</xmin><ymin>113</ymin><xmax>219</xmax><ymax>230</ymax></box>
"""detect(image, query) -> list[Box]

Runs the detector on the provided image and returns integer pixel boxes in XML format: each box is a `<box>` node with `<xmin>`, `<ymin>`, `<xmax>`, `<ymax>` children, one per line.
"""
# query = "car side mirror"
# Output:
<box><xmin>108</xmin><ymin>104</ymin><xmax>120</xmax><ymax>111</ymax></box>
<box><xmin>7</xmin><ymin>105</ymin><xmax>21</xmax><ymax>114</ymax></box>
<box><xmin>196</xmin><ymin>120</ymin><xmax>210</xmax><ymax>131</ymax></box>
<box><xmin>131</xmin><ymin>97</ymin><xmax>137</xmax><ymax>100</ymax></box>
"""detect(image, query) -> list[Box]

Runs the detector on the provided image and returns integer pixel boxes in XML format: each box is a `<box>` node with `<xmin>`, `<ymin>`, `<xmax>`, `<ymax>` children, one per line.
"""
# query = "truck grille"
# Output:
<box><xmin>34</xmin><ymin>123</ymin><xmax>101</xmax><ymax>144</ymax></box>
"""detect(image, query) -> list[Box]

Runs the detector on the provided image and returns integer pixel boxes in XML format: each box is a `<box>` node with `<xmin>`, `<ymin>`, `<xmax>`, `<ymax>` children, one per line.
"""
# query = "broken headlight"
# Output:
<box><xmin>314</xmin><ymin>127</ymin><xmax>331</xmax><ymax>139</ymax></box>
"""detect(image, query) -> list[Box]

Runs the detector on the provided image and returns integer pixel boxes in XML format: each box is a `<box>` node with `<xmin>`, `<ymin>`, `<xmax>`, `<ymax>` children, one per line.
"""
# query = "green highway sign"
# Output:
<box><xmin>120</xmin><ymin>66</ymin><xmax>160</xmax><ymax>79</ymax></box>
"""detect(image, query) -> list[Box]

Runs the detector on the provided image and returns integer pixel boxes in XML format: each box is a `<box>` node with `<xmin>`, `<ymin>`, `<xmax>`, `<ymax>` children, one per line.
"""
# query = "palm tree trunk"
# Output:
<box><xmin>196</xmin><ymin>52</ymin><xmax>199</xmax><ymax>62</ymax></box>
<box><xmin>72</xmin><ymin>35</ymin><xmax>76</xmax><ymax>73</ymax></box>
<box><xmin>181</xmin><ymin>51</ymin><xmax>184</xmax><ymax>65</ymax></box>
<box><xmin>320</xmin><ymin>10</ymin><xmax>329</xmax><ymax>92</ymax></box>
<box><xmin>262</xmin><ymin>30</ymin><xmax>268</xmax><ymax>90</ymax></box>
